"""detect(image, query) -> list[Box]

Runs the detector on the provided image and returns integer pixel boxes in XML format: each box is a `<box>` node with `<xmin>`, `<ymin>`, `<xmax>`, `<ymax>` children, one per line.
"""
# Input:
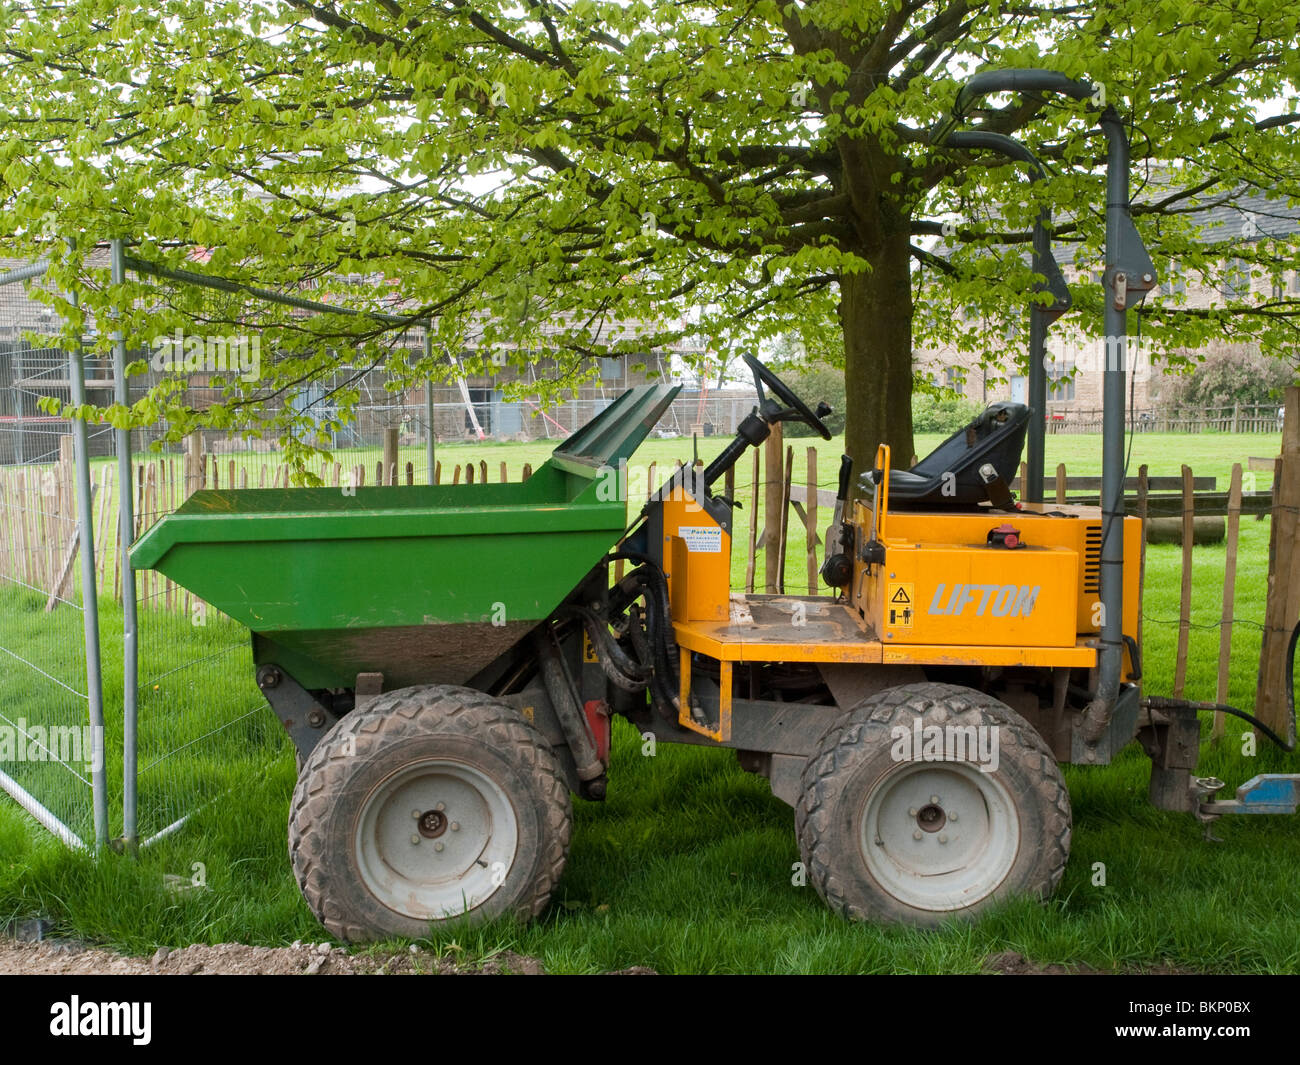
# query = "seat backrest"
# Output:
<box><xmin>914</xmin><ymin>401</ymin><xmax>1028</xmax><ymax>478</ymax></box>
<box><xmin>888</xmin><ymin>401</ymin><xmax>1030</xmax><ymax>507</ymax></box>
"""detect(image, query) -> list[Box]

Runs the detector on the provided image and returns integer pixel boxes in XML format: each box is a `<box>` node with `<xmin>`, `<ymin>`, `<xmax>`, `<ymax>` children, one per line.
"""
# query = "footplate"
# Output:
<box><xmin>1200</xmin><ymin>775</ymin><xmax>1300</xmax><ymax>816</ymax></box>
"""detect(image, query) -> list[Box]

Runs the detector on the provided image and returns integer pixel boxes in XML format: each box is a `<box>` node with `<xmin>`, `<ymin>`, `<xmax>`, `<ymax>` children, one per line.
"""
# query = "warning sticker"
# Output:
<box><xmin>887</xmin><ymin>582</ymin><xmax>914</xmax><ymax>629</ymax></box>
<box><xmin>680</xmin><ymin>526</ymin><xmax>722</xmax><ymax>553</ymax></box>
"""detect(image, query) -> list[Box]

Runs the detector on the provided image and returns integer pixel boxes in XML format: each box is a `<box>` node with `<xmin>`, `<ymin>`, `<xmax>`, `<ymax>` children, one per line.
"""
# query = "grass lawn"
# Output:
<box><xmin>1</xmin><ymin>427</ymin><xmax>1297</xmax><ymax>973</ymax></box>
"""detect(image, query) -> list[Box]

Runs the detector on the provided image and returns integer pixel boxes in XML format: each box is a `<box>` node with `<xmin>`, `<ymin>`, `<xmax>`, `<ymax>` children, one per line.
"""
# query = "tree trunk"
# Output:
<box><xmin>840</xmin><ymin>230</ymin><xmax>915</xmax><ymax>488</ymax></box>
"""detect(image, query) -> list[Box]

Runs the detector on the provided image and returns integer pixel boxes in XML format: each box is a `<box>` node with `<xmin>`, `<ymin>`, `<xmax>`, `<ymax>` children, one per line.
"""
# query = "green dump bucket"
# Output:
<box><xmin>131</xmin><ymin>383</ymin><xmax>679</xmax><ymax>689</ymax></box>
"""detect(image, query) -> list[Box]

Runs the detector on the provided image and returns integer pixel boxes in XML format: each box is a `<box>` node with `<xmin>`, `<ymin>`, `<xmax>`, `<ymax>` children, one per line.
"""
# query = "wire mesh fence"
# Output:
<box><xmin>0</xmin><ymin>338</ymin><xmax>116</xmax><ymax>463</ymax></box>
<box><xmin>133</xmin><ymin>605</ymin><xmax>288</xmax><ymax>845</ymax></box>
<box><xmin>0</xmin><ymin>458</ymin><xmax>96</xmax><ymax>848</ymax></box>
<box><xmin>0</xmin><ymin>260</ymin><xmax>106</xmax><ymax>846</ymax></box>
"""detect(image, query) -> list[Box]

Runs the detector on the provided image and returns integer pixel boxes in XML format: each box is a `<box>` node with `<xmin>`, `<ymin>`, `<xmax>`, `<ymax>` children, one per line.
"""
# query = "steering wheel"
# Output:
<box><xmin>744</xmin><ymin>353</ymin><xmax>833</xmax><ymax>440</ymax></box>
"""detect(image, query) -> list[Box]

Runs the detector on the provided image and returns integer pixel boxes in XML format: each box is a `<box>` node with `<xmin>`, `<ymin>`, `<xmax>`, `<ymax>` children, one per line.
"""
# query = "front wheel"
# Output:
<box><xmin>796</xmin><ymin>682</ymin><xmax>1070</xmax><ymax>926</ymax></box>
<box><xmin>289</xmin><ymin>685</ymin><xmax>572</xmax><ymax>942</ymax></box>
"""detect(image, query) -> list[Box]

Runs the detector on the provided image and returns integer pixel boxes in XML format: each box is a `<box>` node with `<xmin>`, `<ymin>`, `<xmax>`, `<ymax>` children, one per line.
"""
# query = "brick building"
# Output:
<box><xmin>915</xmin><ymin>192</ymin><xmax>1300</xmax><ymax>422</ymax></box>
<box><xmin>0</xmin><ymin>252</ymin><xmax>749</xmax><ymax>458</ymax></box>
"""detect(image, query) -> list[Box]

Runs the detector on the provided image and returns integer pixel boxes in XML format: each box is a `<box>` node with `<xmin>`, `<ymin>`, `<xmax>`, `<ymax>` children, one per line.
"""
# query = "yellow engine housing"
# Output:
<box><xmin>852</xmin><ymin>502</ymin><xmax>1141</xmax><ymax>653</ymax></box>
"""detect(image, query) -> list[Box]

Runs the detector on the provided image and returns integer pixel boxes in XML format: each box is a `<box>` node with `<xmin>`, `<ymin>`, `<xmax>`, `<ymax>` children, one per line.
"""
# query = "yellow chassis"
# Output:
<box><xmin>659</xmin><ymin>446</ymin><xmax>1142</xmax><ymax>746</ymax></box>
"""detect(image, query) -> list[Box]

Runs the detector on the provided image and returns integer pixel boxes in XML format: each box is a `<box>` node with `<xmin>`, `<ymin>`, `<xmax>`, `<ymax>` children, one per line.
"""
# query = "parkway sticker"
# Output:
<box><xmin>680</xmin><ymin>526</ymin><xmax>722</xmax><ymax>553</ymax></box>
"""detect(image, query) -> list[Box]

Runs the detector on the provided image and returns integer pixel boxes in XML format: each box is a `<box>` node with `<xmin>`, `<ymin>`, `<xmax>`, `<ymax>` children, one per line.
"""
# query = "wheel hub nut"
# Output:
<box><xmin>916</xmin><ymin>803</ymin><xmax>947</xmax><ymax>833</ymax></box>
<box><xmin>417</xmin><ymin>809</ymin><xmax>449</xmax><ymax>839</ymax></box>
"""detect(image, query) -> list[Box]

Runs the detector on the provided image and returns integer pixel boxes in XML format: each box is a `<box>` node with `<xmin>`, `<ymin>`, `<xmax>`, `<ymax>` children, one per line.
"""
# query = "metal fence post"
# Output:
<box><xmin>424</xmin><ymin>328</ymin><xmax>435</xmax><ymax>486</ymax></box>
<box><xmin>66</xmin><ymin>286</ymin><xmax>108</xmax><ymax>847</ymax></box>
<box><xmin>111</xmin><ymin>238</ymin><xmax>139</xmax><ymax>849</ymax></box>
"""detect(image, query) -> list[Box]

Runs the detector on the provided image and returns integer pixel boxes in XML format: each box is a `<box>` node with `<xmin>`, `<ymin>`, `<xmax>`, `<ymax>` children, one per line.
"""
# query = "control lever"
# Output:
<box><xmin>820</xmin><ymin>454</ymin><xmax>854</xmax><ymax>588</ymax></box>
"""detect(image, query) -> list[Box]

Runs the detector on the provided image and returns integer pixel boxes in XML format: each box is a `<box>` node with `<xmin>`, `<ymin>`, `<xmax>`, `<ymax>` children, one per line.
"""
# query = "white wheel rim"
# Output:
<box><xmin>860</xmin><ymin>762</ymin><xmax>1020</xmax><ymax>912</ymax></box>
<box><xmin>356</xmin><ymin>759</ymin><xmax>518</xmax><ymax>920</ymax></box>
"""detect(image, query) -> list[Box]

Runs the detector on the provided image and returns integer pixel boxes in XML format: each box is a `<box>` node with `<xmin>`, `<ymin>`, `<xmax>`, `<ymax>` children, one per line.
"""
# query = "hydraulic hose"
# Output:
<box><xmin>610</xmin><ymin>570</ymin><xmax>673</xmax><ymax>682</ymax></box>
<box><xmin>626</xmin><ymin>603</ymin><xmax>653</xmax><ymax>668</ymax></box>
<box><xmin>604</xmin><ymin>552</ymin><xmax>681</xmax><ymax>715</ymax></box>
<box><xmin>558</xmin><ymin>604</ymin><xmax>650</xmax><ymax>692</ymax></box>
<box><xmin>605</xmin><ymin>550</ymin><xmax>673</xmax><ymax>612</ymax></box>
<box><xmin>627</xmin><ymin>581</ymin><xmax>680</xmax><ymax>714</ymax></box>
<box><xmin>1142</xmin><ymin>619</ymin><xmax>1300</xmax><ymax>753</ymax></box>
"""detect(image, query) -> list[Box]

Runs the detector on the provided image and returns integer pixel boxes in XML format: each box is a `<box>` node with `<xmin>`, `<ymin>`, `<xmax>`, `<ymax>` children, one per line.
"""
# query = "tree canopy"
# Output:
<box><xmin>0</xmin><ymin>0</ymin><xmax>1297</xmax><ymax>467</ymax></box>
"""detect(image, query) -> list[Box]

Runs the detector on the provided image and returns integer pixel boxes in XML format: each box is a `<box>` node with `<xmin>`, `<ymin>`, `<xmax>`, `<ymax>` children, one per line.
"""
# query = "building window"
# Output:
<box><xmin>466</xmin><ymin>387</ymin><xmax>492</xmax><ymax>434</ymax></box>
<box><xmin>1222</xmin><ymin>258</ymin><xmax>1249</xmax><ymax>299</ymax></box>
<box><xmin>1048</xmin><ymin>368</ymin><xmax>1076</xmax><ymax>401</ymax></box>
<box><xmin>945</xmin><ymin>366</ymin><xmax>966</xmax><ymax>396</ymax></box>
<box><xmin>1159</xmin><ymin>263</ymin><xmax>1187</xmax><ymax>297</ymax></box>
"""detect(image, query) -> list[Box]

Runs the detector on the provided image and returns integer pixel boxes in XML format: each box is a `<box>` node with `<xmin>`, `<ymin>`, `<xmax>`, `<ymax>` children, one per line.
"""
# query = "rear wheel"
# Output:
<box><xmin>289</xmin><ymin>684</ymin><xmax>572</xmax><ymax>942</ymax></box>
<box><xmin>796</xmin><ymin>682</ymin><xmax>1070</xmax><ymax>925</ymax></box>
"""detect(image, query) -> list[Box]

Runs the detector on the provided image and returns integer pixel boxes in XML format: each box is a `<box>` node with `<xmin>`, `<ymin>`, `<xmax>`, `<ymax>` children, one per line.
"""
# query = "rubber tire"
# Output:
<box><xmin>795</xmin><ymin>682</ymin><xmax>1071</xmax><ymax>926</ymax></box>
<box><xmin>289</xmin><ymin>684</ymin><xmax>572</xmax><ymax>943</ymax></box>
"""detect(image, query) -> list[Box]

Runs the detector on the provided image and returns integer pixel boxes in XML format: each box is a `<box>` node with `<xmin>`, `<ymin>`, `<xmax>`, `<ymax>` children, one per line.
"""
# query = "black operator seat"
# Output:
<box><xmin>875</xmin><ymin>401</ymin><xmax>1030</xmax><ymax>509</ymax></box>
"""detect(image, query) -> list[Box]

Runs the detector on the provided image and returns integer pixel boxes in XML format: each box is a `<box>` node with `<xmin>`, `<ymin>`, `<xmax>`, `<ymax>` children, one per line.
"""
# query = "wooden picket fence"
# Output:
<box><xmin>1049</xmin><ymin>403</ymin><xmax>1283</xmax><ymax>435</ymax></box>
<box><xmin>0</xmin><ymin>436</ymin><xmax>541</xmax><ymax>614</ymax></box>
<box><xmin>0</xmin><ymin>432</ymin><xmax>1276</xmax><ymax>610</ymax></box>
<box><xmin>0</xmin><ymin>436</ymin><xmax>80</xmax><ymax>608</ymax></box>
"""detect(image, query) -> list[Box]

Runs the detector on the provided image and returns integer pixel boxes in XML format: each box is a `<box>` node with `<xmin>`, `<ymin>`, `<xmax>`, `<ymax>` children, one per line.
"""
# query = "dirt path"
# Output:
<box><xmin>0</xmin><ymin>937</ymin><xmax>557</xmax><ymax>976</ymax></box>
<box><xmin>2</xmin><ymin>936</ymin><xmax>1120</xmax><ymax>976</ymax></box>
